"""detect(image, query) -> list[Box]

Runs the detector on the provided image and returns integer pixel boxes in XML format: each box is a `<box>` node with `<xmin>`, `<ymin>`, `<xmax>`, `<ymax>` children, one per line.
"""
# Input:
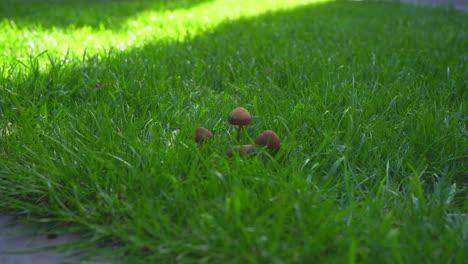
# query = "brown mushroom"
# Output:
<box><xmin>255</xmin><ymin>130</ymin><xmax>280</xmax><ymax>150</ymax></box>
<box><xmin>228</xmin><ymin>107</ymin><xmax>252</xmax><ymax>143</ymax></box>
<box><xmin>195</xmin><ymin>127</ymin><xmax>213</xmax><ymax>145</ymax></box>
<box><xmin>226</xmin><ymin>144</ymin><xmax>256</xmax><ymax>158</ymax></box>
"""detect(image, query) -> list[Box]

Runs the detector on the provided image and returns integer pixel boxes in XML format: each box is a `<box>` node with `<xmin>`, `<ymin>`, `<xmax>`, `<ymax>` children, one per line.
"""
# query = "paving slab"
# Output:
<box><xmin>388</xmin><ymin>0</ymin><xmax>468</xmax><ymax>11</ymax></box>
<box><xmin>0</xmin><ymin>215</ymin><xmax>103</xmax><ymax>264</ymax></box>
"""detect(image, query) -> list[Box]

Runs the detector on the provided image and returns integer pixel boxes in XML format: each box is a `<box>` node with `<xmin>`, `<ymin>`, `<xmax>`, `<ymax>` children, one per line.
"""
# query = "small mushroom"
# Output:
<box><xmin>255</xmin><ymin>130</ymin><xmax>280</xmax><ymax>151</ymax></box>
<box><xmin>195</xmin><ymin>127</ymin><xmax>213</xmax><ymax>145</ymax></box>
<box><xmin>228</xmin><ymin>107</ymin><xmax>252</xmax><ymax>143</ymax></box>
<box><xmin>226</xmin><ymin>144</ymin><xmax>256</xmax><ymax>158</ymax></box>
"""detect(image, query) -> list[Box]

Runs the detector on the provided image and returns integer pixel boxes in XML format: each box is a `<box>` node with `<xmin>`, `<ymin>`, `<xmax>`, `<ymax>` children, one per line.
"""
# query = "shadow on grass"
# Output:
<box><xmin>3</xmin><ymin>0</ymin><xmax>467</xmax><ymax>185</ymax></box>
<box><xmin>0</xmin><ymin>0</ymin><xmax>212</xmax><ymax>30</ymax></box>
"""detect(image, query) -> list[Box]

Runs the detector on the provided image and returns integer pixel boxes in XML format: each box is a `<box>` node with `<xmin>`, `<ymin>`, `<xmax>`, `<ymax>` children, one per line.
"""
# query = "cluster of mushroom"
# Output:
<box><xmin>195</xmin><ymin>107</ymin><xmax>281</xmax><ymax>158</ymax></box>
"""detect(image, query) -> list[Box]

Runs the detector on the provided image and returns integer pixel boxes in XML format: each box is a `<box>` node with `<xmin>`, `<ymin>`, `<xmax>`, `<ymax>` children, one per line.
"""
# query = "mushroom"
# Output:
<box><xmin>255</xmin><ymin>130</ymin><xmax>280</xmax><ymax>151</ymax></box>
<box><xmin>195</xmin><ymin>127</ymin><xmax>213</xmax><ymax>145</ymax></box>
<box><xmin>226</xmin><ymin>144</ymin><xmax>256</xmax><ymax>158</ymax></box>
<box><xmin>228</xmin><ymin>107</ymin><xmax>252</xmax><ymax>143</ymax></box>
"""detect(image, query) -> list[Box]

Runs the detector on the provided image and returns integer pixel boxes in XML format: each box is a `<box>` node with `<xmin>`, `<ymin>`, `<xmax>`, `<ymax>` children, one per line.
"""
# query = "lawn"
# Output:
<box><xmin>0</xmin><ymin>0</ymin><xmax>467</xmax><ymax>263</ymax></box>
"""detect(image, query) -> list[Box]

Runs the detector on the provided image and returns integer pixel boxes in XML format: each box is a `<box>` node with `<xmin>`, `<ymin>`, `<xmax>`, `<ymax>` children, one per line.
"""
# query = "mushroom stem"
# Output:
<box><xmin>237</xmin><ymin>125</ymin><xmax>242</xmax><ymax>143</ymax></box>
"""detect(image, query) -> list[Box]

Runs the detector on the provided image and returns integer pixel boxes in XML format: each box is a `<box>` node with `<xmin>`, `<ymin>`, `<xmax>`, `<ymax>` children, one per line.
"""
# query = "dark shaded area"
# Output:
<box><xmin>47</xmin><ymin>233</ymin><xmax>59</xmax><ymax>239</ymax></box>
<box><xmin>0</xmin><ymin>0</ymin><xmax>212</xmax><ymax>30</ymax></box>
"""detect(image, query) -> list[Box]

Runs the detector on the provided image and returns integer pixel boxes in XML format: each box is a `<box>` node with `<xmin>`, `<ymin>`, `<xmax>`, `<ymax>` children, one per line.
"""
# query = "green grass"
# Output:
<box><xmin>1</xmin><ymin>0</ymin><xmax>467</xmax><ymax>263</ymax></box>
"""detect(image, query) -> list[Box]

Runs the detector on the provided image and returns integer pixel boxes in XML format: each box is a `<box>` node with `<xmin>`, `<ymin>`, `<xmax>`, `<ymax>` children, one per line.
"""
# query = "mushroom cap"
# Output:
<box><xmin>228</xmin><ymin>107</ymin><xmax>252</xmax><ymax>126</ymax></box>
<box><xmin>255</xmin><ymin>130</ymin><xmax>281</xmax><ymax>150</ymax></box>
<box><xmin>226</xmin><ymin>144</ymin><xmax>256</xmax><ymax>158</ymax></box>
<box><xmin>195</xmin><ymin>127</ymin><xmax>213</xmax><ymax>143</ymax></box>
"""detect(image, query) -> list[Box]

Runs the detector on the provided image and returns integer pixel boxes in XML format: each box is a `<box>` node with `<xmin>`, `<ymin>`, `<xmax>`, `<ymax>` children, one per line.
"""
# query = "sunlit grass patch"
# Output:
<box><xmin>0</xmin><ymin>0</ymin><xmax>330</xmax><ymax>68</ymax></box>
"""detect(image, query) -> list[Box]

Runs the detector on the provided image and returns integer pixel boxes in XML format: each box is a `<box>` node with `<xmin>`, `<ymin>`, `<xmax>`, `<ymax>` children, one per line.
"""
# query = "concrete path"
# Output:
<box><xmin>0</xmin><ymin>216</ymin><xmax>89</xmax><ymax>264</ymax></box>
<box><xmin>0</xmin><ymin>215</ymin><xmax>114</xmax><ymax>263</ymax></box>
<box><xmin>393</xmin><ymin>0</ymin><xmax>468</xmax><ymax>11</ymax></box>
<box><xmin>0</xmin><ymin>215</ymin><xmax>110</xmax><ymax>264</ymax></box>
